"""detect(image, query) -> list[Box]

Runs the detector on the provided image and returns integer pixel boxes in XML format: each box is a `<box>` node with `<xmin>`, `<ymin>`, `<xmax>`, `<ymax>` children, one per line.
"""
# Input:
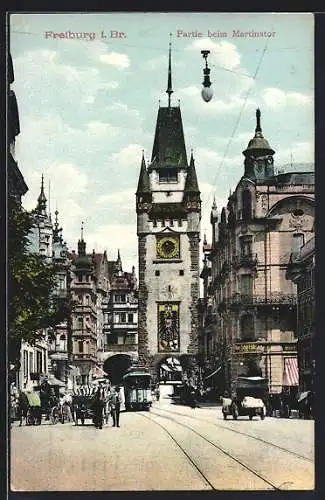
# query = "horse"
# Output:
<box><xmin>17</xmin><ymin>392</ymin><xmax>29</xmax><ymax>426</ymax></box>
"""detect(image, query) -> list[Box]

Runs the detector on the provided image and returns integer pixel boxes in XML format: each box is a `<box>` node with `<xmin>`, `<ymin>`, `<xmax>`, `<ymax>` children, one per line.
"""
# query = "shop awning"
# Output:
<box><xmin>283</xmin><ymin>357</ymin><xmax>299</xmax><ymax>386</ymax></box>
<box><xmin>161</xmin><ymin>364</ymin><xmax>172</xmax><ymax>372</ymax></box>
<box><xmin>204</xmin><ymin>366</ymin><xmax>222</xmax><ymax>380</ymax></box>
<box><xmin>47</xmin><ymin>376</ymin><xmax>66</xmax><ymax>387</ymax></box>
<box><xmin>298</xmin><ymin>391</ymin><xmax>310</xmax><ymax>403</ymax></box>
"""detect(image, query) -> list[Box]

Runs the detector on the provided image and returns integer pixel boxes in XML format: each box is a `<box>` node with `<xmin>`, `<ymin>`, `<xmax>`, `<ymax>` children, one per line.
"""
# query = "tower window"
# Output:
<box><xmin>155</xmin><ymin>270</ymin><xmax>160</xmax><ymax>276</ymax></box>
<box><xmin>159</xmin><ymin>168</ymin><xmax>178</xmax><ymax>183</ymax></box>
<box><xmin>78</xmin><ymin>341</ymin><xmax>84</xmax><ymax>353</ymax></box>
<box><xmin>240</xmin><ymin>236</ymin><xmax>253</xmax><ymax>257</ymax></box>
<box><xmin>242</xmin><ymin>190</ymin><xmax>252</xmax><ymax>220</ymax></box>
<box><xmin>179</xmin><ymin>270</ymin><xmax>184</xmax><ymax>276</ymax></box>
<box><xmin>292</xmin><ymin>233</ymin><xmax>305</xmax><ymax>257</ymax></box>
<box><xmin>153</xmin><ymin>219</ymin><xmax>157</xmax><ymax>227</ymax></box>
<box><xmin>240</xmin><ymin>314</ymin><xmax>255</xmax><ymax>341</ymax></box>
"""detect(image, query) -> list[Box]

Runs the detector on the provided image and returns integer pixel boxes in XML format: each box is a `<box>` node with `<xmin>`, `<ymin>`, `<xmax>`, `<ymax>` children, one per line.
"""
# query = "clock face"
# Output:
<box><xmin>156</xmin><ymin>236</ymin><xmax>180</xmax><ymax>259</ymax></box>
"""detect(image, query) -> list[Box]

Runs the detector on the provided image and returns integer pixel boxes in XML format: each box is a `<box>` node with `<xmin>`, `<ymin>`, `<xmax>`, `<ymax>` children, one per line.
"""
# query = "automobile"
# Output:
<box><xmin>222</xmin><ymin>376</ymin><xmax>268</xmax><ymax>420</ymax></box>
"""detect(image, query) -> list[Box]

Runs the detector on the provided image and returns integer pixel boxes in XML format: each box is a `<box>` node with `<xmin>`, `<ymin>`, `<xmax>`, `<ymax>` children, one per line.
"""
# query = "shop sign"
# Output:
<box><xmin>232</xmin><ymin>343</ymin><xmax>265</xmax><ymax>354</ymax></box>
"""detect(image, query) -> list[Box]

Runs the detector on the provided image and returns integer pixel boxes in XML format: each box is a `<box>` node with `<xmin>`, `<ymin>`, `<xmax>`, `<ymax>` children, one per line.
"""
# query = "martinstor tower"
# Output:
<box><xmin>136</xmin><ymin>42</ymin><xmax>201</xmax><ymax>378</ymax></box>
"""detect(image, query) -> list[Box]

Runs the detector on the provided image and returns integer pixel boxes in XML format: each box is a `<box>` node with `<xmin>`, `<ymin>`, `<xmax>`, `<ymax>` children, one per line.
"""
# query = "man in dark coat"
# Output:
<box><xmin>93</xmin><ymin>387</ymin><xmax>105</xmax><ymax>429</ymax></box>
<box><xmin>109</xmin><ymin>386</ymin><xmax>122</xmax><ymax>427</ymax></box>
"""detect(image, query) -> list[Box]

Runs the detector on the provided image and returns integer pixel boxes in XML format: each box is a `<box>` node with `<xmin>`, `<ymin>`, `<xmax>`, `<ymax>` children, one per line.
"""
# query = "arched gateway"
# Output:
<box><xmin>103</xmin><ymin>354</ymin><xmax>133</xmax><ymax>385</ymax></box>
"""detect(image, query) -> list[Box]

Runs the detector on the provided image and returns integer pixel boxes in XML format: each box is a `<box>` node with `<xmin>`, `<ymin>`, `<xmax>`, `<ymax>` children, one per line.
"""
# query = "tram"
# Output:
<box><xmin>122</xmin><ymin>366</ymin><xmax>153</xmax><ymax>411</ymax></box>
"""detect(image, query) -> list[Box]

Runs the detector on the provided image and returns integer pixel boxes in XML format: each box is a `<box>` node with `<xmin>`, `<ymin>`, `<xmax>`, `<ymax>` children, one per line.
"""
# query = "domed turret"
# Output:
<box><xmin>242</xmin><ymin>109</ymin><xmax>275</xmax><ymax>181</ymax></box>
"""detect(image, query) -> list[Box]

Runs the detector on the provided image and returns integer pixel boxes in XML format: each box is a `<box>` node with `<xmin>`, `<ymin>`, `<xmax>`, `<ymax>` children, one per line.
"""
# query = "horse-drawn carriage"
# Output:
<box><xmin>72</xmin><ymin>385</ymin><xmax>110</xmax><ymax>427</ymax></box>
<box><xmin>222</xmin><ymin>376</ymin><xmax>267</xmax><ymax>421</ymax></box>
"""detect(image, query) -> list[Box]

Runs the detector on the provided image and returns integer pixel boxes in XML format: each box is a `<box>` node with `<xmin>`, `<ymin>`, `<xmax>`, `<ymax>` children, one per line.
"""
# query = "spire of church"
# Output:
<box><xmin>136</xmin><ymin>151</ymin><xmax>151</xmax><ymax>194</ymax></box>
<box><xmin>78</xmin><ymin>221</ymin><xmax>86</xmax><ymax>256</ymax></box>
<box><xmin>53</xmin><ymin>209</ymin><xmax>60</xmax><ymax>242</ymax></box>
<box><xmin>166</xmin><ymin>34</ymin><xmax>173</xmax><ymax>108</ymax></box>
<box><xmin>116</xmin><ymin>249</ymin><xmax>122</xmax><ymax>273</ymax></box>
<box><xmin>36</xmin><ymin>174</ymin><xmax>47</xmax><ymax>215</ymax></box>
<box><xmin>150</xmin><ymin>40</ymin><xmax>188</xmax><ymax>169</ymax></box>
<box><xmin>184</xmin><ymin>151</ymin><xmax>199</xmax><ymax>193</ymax></box>
<box><xmin>210</xmin><ymin>196</ymin><xmax>218</xmax><ymax>223</ymax></box>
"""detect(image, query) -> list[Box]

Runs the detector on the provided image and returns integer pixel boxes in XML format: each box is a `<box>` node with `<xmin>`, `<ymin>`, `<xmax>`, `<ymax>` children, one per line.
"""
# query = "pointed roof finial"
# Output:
<box><xmin>81</xmin><ymin>221</ymin><xmax>84</xmax><ymax>241</ymax></box>
<box><xmin>166</xmin><ymin>33</ymin><xmax>173</xmax><ymax>108</ymax></box>
<box><xmin>255</xmin><ymin>108</ymin><xmax>262</xmax><ymax>134</ymax></box>
<box><xmin>212</xmin><ymin>196</ymin><xmax>217</xmax><ymax>209</ymax></box>
<box><xmin>37</xmin><ymin>174</ymin><xmax>47</xmax><ymax>214</ymax></box>
<box><xmin>190</xmin><ymin>149</ymin><xmax>194</xmax><ymax>166</ymax></box>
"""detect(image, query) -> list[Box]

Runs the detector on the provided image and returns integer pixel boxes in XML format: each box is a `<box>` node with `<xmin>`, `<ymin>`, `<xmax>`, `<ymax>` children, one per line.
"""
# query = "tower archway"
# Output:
<box><xmin>103</xmin><ymin>354</ymin><xmax>132</xmax><ymax>385</ymax></box>
<box><xmin>158</xmin><ymin>356</ymin><xmax>183</xmax><ymax>383</ymax></box>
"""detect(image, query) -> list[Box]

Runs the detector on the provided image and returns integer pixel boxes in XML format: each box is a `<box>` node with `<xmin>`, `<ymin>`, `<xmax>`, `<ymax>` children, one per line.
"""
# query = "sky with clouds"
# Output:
<box><xmin>10</xmin><ymin>12</ymin><xmax>314</xmax><ymax>274</ymax></box>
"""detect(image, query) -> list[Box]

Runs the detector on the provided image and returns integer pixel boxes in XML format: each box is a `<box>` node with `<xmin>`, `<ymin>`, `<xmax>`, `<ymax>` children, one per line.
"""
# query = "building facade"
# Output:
<box><xmin>18</xmin><ymin>179</ymin><xmax>53</xmax><ymax>390</ymax></box>
<box><xmin>286</xmin><ymin>236</ymin><xmax>315</xmax><ymax>393</ymax></box>
<box><xmin>8</xmin><ymin>52</ymin><xmax>29</xmax><ymax>388</ymax></box>
<box><xmin>98</xmin><ymin>252</ymin><xmax>138</xmax><ymax>383</ymax></box>
<box><xmin>47</xmin><ymin>209</ymin><xmax>72</xmax><ymax>387</ymax></box>
<box><xmin>136</xmin><ymin>45</ymin><xmax>201</xmax><ymax>379</ymax></box>
<box><xmin>69</xmin><ymin>229</ymin><xmax>110</xmax><ymax>385</ymax></box>
<box><xmin>200</xmin><ymin>109</ymin><xmax>314</xmax><ymax>395</ymax></box>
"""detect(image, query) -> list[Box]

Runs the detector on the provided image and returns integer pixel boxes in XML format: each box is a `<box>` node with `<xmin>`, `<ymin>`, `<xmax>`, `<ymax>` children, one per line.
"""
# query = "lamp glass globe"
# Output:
<box><xmin>201</xmin><ymin>86</ymin><xmax>213</xmax><ymax>102</ymax></box>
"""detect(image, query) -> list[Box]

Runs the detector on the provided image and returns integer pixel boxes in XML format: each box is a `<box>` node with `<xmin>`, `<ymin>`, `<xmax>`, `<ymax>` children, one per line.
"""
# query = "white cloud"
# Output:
<box><xmin>99</xmin><ymin>52</ymin><xmax>130</xmax><ymax>69</ymax></box>
<box><xmin>78</xmin><ymin>223</ymin><xmax>138</xmax><ymax>272</ymax></box>
<box><xmin>188</xmin><ymin>39</ymin><xmax>241</xmax><ymax>70</ymax></box>
<box><xmin>262</xmin><ymin>87</ymin><xmax>313</xmax><ymax>109</ymax></box>
<box><xmin>12</xmin><ymin>49</ymin><xmax>119</xmax><ymax>111</ymax></box>
<box><xmin>97</xmin><ymin>188</ymin><xmax>135</xmax><ymax>206</ymax></box>
<box><xmin>276</xmin><ymin>141</ymin><xmax>314</xmax><ymax>166</ymax></box>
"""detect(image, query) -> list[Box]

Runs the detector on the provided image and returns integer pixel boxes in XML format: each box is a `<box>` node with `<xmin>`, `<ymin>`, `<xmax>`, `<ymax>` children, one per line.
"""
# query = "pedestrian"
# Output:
<box><xmin>109</xmin><ymin>386</ymin><xmax>122</xmax><ymax>427</ymax></box>
<box><xmin>155</xmin><ymin>385</ymin><xmax>160</xmax><ymax>402</ymax></box>
<box><xmin>93</xmin><ymin>387</ymin><xmax>105</xmax><ymax>429</ymax></box>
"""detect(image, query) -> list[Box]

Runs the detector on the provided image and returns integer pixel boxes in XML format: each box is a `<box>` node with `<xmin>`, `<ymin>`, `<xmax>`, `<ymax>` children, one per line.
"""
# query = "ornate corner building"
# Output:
<box><xmin>200</xmin><ymin>109</ymin><xmax>314</xmax><ymax>395</ymax></box>
<box><xmin>136</xmin><ymin>44</ymin><xmax>201</xmax><ymax>377</ymax></box>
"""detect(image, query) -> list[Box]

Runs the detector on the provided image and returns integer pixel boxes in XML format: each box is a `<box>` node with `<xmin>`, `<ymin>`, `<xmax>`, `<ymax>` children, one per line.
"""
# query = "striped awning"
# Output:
<box><xmin>283</xmin><ymin>357</ymin><xmax>299</xmax><ymax>386</ymax></box>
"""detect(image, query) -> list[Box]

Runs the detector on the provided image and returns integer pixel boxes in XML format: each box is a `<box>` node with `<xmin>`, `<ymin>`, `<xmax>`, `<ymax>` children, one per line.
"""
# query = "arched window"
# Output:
<box><xmin>292</xmin><ymin>232</ymin><xmax>305</xmax><ymax>258</ymax></box>
<box><xmin>240</xmin><ymin>314</ymin><xmax>255</xmax><ymax>341</ymax></box>
<box><xmin>242</xmin><ymin>189</ymin><xmax>252</xmax><ymax>220</ymax></box>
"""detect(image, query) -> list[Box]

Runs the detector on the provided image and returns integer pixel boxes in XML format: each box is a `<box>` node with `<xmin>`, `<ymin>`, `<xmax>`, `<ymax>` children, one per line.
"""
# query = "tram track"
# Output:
<box><xmin>153</xmin><ymin>406</ymin><xmax>313</xmax><ymax>463</ymax></box>
<box><xmin>139</xmin><ymin>411</ymin><xmax>281</xmax><ymax>490</ymax></box>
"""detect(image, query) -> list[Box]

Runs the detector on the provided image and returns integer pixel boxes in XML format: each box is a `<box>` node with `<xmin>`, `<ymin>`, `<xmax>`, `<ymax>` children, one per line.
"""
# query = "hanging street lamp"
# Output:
<box><xmin>201</xmin><ymin>50</ymin><xmax>213</xmax><ymax>102</ymax></box>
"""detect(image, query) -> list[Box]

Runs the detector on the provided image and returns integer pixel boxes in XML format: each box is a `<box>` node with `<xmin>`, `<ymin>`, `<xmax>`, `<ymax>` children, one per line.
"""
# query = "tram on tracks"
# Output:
<box><xmin>122</xmin><ymin>366</ymin><xmax>153</xmax><ymax>411</ymax></box>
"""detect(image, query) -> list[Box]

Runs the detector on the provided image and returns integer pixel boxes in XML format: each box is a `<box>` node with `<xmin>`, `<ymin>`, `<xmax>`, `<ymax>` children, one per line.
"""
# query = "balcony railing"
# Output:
<box><xmin>73</xmin><ymin>304</ymin><xmax>96</xmax><ymax>314</ymax></box>
<box><xmin>232</xmin><ymin>253</ymin><xmax>258</xmax><ymax>269</ymax></box>
<box><xmin>230</xmin><ymin>292</ymin><xmax>297</xmax><ymax>307</ymax></box>
<box><xmin>103</xmin><ymin>344</ymin><xmax>138</xmax><ymax>352</ymax></box>
<box><xmin>52</xmin><ymin>289</ymin><xmax>68</xmax><ymax>299</ymax></box>
<box><xmin>72</xmin><ymin>353</ymin><xmax>97</xmax><ymax>362</ymax></box>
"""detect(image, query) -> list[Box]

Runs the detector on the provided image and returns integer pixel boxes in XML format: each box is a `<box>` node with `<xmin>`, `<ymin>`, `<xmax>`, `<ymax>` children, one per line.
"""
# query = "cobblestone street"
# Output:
<box><xmin>11</xmin><ymin>396</ymin><xmax>314</xmax><ymax>491</ymax></box>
